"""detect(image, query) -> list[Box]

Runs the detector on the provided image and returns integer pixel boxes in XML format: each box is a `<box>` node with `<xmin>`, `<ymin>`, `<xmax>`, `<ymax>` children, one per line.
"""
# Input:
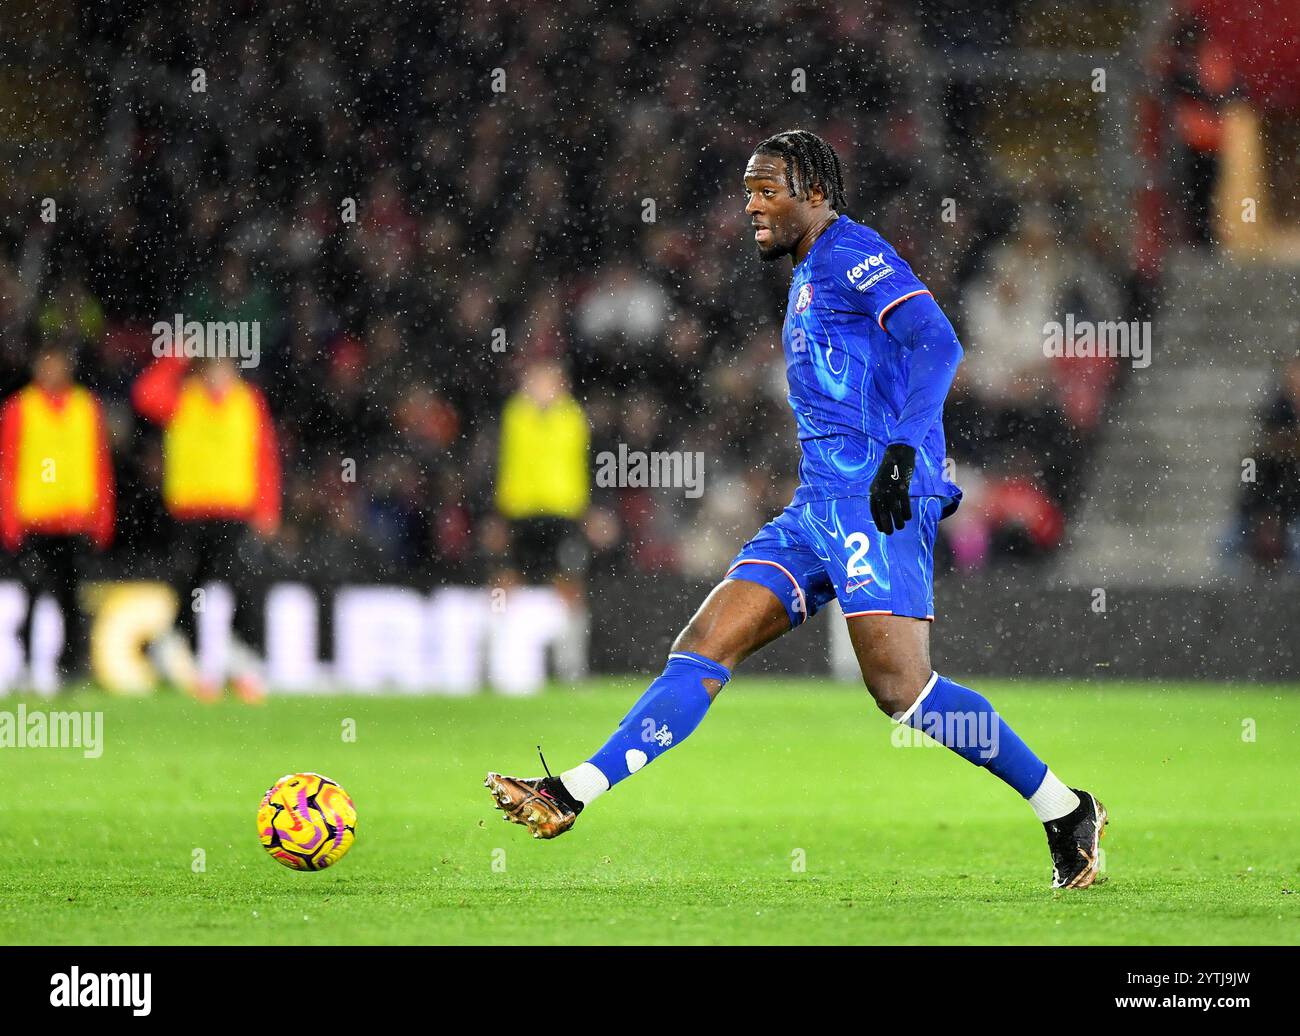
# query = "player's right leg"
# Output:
<box><xmin>485</xmin><ymin>577</ymin><xmax>793</xmax><ymax>839</ymax></box>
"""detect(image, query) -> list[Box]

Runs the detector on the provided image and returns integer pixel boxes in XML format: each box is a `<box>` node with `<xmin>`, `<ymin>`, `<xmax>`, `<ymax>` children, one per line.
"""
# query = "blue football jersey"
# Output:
<box><xmin>781</xmin><ymin>214</ymin><xmax>961</xmax><ymax>506</ymax></box>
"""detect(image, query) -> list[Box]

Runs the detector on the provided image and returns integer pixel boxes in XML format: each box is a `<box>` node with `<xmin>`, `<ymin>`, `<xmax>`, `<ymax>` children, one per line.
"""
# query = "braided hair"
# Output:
<box><xmin>753</xmin><ymin>130</ymin><xmax>847</xmax><ymax>210</ymax></box>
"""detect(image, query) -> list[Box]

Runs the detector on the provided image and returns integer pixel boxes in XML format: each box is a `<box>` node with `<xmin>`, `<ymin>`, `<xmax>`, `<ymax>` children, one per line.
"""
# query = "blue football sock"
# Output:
<box><xmin>585</xmin><ymin>651</ymin><xmax>728</xmax><ymax>788</ymax></box>
<box><xmin>900</xmin><ymin>673</ymin><xmax>1048</xmax><ymax>798</ymax></box>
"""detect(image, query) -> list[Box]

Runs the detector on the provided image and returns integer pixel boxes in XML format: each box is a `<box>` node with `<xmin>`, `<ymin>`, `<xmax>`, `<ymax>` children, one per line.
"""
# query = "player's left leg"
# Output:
<box><xmin>818</xmin><ymin>494</ymin><xmax>1107</xmax><ymax>888</ymax></box>
<box><xmin>848</xmin><ymin>614</ymin><xmax>1107</xmax><ymax>888</ymax></box>
<box><xmin>848</xmin><ymin>612</ymin><xmax>1068</xmax><ymax>804</ymax></box>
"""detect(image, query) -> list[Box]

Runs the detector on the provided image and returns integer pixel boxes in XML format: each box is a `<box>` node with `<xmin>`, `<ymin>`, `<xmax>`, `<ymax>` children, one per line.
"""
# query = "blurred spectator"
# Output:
<box><xmin>942</xmin><ymin>451</ymin><xmax>1066</xmax><ymax>570</ymax></box>
<box><xmin>0</xmin><ymin>347</ymin><xmax>114</xmax><ymax>691</ymax></box>
<box><xmin>495</xmin><ymin>360</ymin><xmax>590</xmax><ymax>585</ymax></box>
<box><xmin>36</xmin><ymin>274</ymin><xmax>105</xmax><ymax>357</ymax></box>
<box><xmin>133</xmin><ymin>354</ymin><xmax>280</xmax><ymax>702</ymax></box>
<box><xmin>956</xmin><ymin>202</ymin><xmax>1125</xmax><ymax>540</ymax></box>
<box><xmin>961</xmin><ymin>208</ymin><xmax>1060</xmax><ymax>410</ymax></box>
<box><xmin>1237</xmin><ymin>357</ymin><xmax>1300</xmax><ymax>567</ymax></box>
<box><xmin>1165</xmin><ymin>11</ymin><xmax>1237</xmax><ymax>247</ymax></box>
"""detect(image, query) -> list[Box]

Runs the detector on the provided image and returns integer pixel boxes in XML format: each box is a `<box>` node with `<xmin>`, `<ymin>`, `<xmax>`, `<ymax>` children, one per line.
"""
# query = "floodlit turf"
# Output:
<box><xmin>1</xmin><ymin>678</ymin><xmax>1297</xmax><ymax>945</ymax></box>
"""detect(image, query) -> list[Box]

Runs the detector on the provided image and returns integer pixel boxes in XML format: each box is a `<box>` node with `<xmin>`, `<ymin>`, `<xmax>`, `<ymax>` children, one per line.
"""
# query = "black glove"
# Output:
<box><xmin>869</xmin><ymin>443</ymin><xmax>915</xmax><ymax>535</ymax></box>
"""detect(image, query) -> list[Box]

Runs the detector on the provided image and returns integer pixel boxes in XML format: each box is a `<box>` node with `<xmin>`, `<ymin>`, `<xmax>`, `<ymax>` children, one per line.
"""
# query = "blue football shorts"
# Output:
<box><xmin>725</xmin><ymin>495</ymin><xmax>948</xmax><ymax>627</ymax></box>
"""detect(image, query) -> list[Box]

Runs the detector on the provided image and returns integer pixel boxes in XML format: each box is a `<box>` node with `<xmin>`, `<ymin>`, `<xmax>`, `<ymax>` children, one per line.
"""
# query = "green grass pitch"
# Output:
<box><xmin>1</xmin><ymin>678</ymin><xmax>1297</xmax><ymax>945</ymax></box>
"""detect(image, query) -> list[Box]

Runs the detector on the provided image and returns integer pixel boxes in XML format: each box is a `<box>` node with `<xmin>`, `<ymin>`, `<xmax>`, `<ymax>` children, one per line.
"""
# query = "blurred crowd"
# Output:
<box><xmin>1238</xmin><ymin>358</ymin><xmax>1300</xmax><ymax>569</ymax></box>
<box><xmin>0</xmin><ymin>0</ymin><xmax>1139</xmax><ymax>589</ymax></box>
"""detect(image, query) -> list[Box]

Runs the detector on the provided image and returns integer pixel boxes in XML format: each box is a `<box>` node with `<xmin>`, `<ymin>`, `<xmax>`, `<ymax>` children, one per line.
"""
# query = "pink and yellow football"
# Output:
<box><xmin>257</xmin><ymin>772</ymin><xmax>357</xmax><ymax>871</ymax></box>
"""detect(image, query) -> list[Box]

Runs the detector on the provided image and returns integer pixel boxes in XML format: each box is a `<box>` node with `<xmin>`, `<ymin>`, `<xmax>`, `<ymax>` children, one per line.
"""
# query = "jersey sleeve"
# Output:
<box><xmin>829</xmin><ymin>231</ymin><xmax>932</xmax><ymax>330</ymax></box>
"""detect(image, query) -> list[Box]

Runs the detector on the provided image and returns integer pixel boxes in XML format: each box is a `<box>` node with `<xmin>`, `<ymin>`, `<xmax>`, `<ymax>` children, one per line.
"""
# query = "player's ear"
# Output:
<box><xmin>807</xmin><ymin>180</ymin><xmax>826</xmax><ymax>207</ymax></box>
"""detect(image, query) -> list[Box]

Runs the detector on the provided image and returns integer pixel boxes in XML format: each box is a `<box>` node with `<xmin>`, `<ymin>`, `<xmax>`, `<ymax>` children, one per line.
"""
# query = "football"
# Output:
<box><xmin>256</xmin><ymin>772</ymin><xmax>357</xmax><ymax>871</ymax></box>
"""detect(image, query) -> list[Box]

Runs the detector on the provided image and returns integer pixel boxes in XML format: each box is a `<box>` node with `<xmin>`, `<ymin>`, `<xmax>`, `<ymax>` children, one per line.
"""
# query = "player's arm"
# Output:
<box><xmin>869</xmin><ymin>293</ymin><xmax>964</xmax><ymax>534</ymax></box>
<box><xmin>882</xmin><ymin>292</ymin><xmax>963</xmax><ymax>449</ymax></box>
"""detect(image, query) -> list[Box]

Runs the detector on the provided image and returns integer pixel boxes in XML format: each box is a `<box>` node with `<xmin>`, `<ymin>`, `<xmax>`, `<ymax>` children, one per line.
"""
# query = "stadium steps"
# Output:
<box><xmin>1057</xmin><ymin>251</ymin><xmax>1300</xmax><ymax>586</ymax></box>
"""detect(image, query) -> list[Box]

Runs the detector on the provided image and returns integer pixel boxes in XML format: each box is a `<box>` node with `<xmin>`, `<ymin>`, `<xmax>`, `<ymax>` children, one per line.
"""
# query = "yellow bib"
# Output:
<box><xmin>496</xmin><ymin>394</ymin><xmax>590</xmax><ymax>519</ymax></box>
<box><xmin>14</xmin><ymin>386</ymin><xmax>99</xmax><ymax>524</ymax></box>
<box><xmin>163</xmin><ymin>379</ymin><xmax>258</xmax><ymax>512</ymax></box>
